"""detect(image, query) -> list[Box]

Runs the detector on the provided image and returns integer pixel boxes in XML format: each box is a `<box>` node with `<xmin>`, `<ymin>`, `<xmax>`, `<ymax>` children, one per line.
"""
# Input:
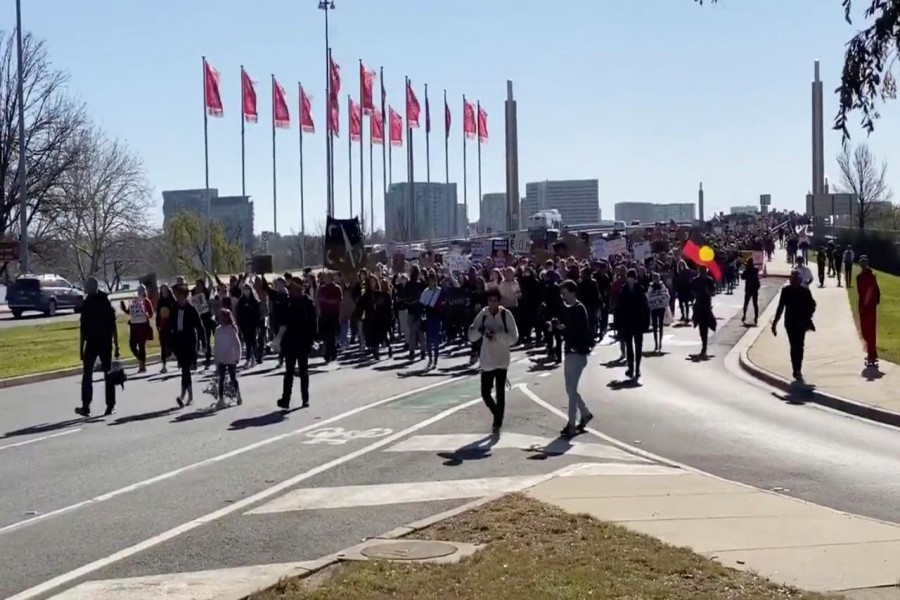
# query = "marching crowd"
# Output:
<box><xmin>77</xmin><ymin>219</ymin><xmax>789</xmax><ymax>436</ymax></box>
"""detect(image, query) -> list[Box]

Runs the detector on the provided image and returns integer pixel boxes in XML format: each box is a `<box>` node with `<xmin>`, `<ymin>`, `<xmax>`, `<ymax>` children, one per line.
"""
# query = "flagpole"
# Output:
<box><xmin>240</xmin><ymin>66</ymin><xmax>246</xmax><ymax>198</ymax></box>
<box><xmin>462</xmin><ymin>94</ymin><xmax>468</xmax><ymax>238</ymax></box>
<box><xmin>369</xmin><ymin>129</ymin><xmax>374</xmax><ymax>235</ymax></box>
<box><xmin>271</xmin><ymin>74</ymin><xmax>278</xmax><ymax>234</ymax></box>
<box><xmin>444</xmin><ymin>89</ymin><xmax>451</xmax><ymax>234</ymax></box>
<box><xmin>203</xmin><ymin>56</ymin><xmax>212</xmax><ymax>266</ymax></box>
<box><xmin>358</xmin><ymin>60</ymin><xmax>365</xmax><ymax>231</ymax></box>
<box><xmin>326</xmin><ymin>48</ymin><xmax>334</xmax><ymax>216</ymax></box>
<box><xmin>476</xmin><ymin>99</ymin><xmax>482</xmax><ymax>228</ymax></box>
<box><xmin>348</xmin><ymin>94</ymin><xmax>353</xmax><ymax>217</ymax></box>
<box><xmin>406</xmin><ymin>76</ymin><xmax>415</xmax><ymax>242</ymax></box>
<box><xmin>380</xmin><ymin>67</ymin><xmax>387</xmax><ymax>227</ymax></box>
<box><xmin>298</xmin><ymin>82</ymin><xmax>306</xmax><ymax>267</ymax></box>
<box><xmin>425</xmin><ymin>83</ymin><xmax>431</xmax><ymax>183</ymax></box>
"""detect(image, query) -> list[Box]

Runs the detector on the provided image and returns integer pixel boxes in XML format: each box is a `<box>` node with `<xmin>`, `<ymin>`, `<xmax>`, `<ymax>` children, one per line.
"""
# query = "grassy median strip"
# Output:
<box><xmin>0</xmin><ymin>317</ymin><xmax>158</xmax><ymax>380</ymax></box>
<box><xmin>847</xmin><ymin>266</ymin><xmax>900</xmax><ymax>364</ymax></box>
<box><xmin>252</xmin><ymin>494</ymin><xmax>838</xmax><ymax>600</ymax></box>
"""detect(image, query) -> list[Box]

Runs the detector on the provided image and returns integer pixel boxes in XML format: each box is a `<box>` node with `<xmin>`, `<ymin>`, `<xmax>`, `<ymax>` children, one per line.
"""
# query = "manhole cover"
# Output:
<box><xmin>360</xmin><ymin>540</ymin><xmax>459</xmax><ymax>561</ymax></box>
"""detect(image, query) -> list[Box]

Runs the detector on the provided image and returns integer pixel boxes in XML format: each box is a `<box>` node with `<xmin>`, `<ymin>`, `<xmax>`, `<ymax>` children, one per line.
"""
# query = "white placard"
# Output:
<box><xmin>591</xmin><ymin>239</ymin><xmax>607</xmax><ymax>259</ymax></box>
<box><xmin>510</xmin><ymin>231</ymin><xmax>531</xmax><ymax>255</ymax></box>
<box><xmin>471</xmin><ymin>239</ymin><xmax>489</xmax><ymax>260</ymax></box>
<box><xmin>447</xmin><ymin>252</ymin><xmax>470</xmax><ymax>273</ymax></box>
<box><xmin>633</xmin><ymin>240</ymin><xmax>652</xmax><ymax>261</ymax></box>
<box><xmin>606</xmin><ymin>237</ymin><xmax>627</xmax><ymax>257</ymax></box>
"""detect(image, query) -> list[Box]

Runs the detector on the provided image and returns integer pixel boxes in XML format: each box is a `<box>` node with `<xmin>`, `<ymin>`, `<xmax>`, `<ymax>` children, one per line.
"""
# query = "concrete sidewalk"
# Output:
<box><xmin>741</xmin><ymin>254</ymin><xmax>900</xmax><ymax>425</ymax></box>
<box><xmin>527</xmin><ymin>463</ymin><xmax>900</xmax><ymax>597</ymax></box>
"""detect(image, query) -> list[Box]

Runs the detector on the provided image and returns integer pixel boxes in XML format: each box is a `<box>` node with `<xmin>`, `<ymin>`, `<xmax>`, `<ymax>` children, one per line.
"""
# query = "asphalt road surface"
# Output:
<box><xmin>1</xmin><ymin>279</ymin><xmax>899</xmax><ymax>599</ymax></box>
<box><xmin>0</xmin><ymin>309</ymin><xmax>82</xmax><ymax>330</ymax></box>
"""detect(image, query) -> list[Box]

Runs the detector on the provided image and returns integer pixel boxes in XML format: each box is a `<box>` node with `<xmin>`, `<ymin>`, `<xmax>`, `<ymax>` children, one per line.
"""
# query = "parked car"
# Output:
<box><xmin>5</xmin><ymin>274</ymin><xmax>84</xmax><ymax>318</ymax></box>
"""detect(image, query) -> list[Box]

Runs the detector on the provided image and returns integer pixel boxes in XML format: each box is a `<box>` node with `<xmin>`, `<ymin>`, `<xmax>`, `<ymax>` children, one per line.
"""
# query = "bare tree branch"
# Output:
<box><xmin>836</xmin><ymin>142</ymin><xmax>894</xmax><ymax>229</ymax></box>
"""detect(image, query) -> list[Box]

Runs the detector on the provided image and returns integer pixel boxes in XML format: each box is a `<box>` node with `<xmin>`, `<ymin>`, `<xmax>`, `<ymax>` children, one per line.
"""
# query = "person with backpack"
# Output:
<box><xmin>558</xmin><ymin>279</ymin><xmax>594</xmax><ymax>438</ymax></box>
<box><xmin>469</xmin><ymin>288</ymin><xmax>519</xmax><ymax>435</ymax></box>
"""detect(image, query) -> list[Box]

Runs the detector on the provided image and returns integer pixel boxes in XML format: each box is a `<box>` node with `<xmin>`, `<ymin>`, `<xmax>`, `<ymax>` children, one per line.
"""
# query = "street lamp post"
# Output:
<box><xmin>15</xmin><ymin>0</ymin><xmax>29</xmax><ymax>274</ymax></box>
<box><xmin>318</xmin><ymin>0</ymin><xmax>335</xmax><ymax>217</ymax></box>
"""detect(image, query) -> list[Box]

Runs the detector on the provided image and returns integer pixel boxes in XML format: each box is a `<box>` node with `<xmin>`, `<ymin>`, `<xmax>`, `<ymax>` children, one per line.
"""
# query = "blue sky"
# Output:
<box><xmin>4</xmin><ymin>0</ymin><xmax>897</xmax><ymax>234</ymax></box>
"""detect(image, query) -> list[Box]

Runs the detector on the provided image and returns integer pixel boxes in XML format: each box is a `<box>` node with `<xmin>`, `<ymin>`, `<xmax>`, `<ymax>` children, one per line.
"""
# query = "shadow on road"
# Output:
<box><xmin>108</xmin><ymin>407</ymin><xmax>181</xmax><ymax>426</ymax></box>
<box><xmin>438</xmin><ymin>434</ymin><xmax>498</xmax><ymax>466</ymax></box>
<box><xmin>227</xmin><ymin>408</ymin><xmax>303</xmax><ymax>430</ymax></box>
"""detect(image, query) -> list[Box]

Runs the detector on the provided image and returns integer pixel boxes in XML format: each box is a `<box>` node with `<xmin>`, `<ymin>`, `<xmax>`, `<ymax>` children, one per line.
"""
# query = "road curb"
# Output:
<box><xmin>738</xmin><ymin>348</ymin><xmax>900</xmax><ymax>428</ymax></box>
<box><xmin>0</xmin><ymin>356</ymin><xmax>161</xmax><ymax>390</ymax></box>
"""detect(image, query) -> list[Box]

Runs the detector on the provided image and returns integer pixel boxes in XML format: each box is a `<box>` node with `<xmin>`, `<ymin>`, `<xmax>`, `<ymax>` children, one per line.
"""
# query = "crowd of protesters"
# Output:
<box><xmin>77</xmin><ymin>214</ymin><xmax>796</xmax><ymax>433</ymax></box>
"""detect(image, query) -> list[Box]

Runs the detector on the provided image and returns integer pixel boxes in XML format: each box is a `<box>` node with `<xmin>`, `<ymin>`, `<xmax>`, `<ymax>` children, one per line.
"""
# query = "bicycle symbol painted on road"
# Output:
<box><xmin>302</xmin><ymin>427</ymin><xmax>393</xmax><ymax>445</ymax></box>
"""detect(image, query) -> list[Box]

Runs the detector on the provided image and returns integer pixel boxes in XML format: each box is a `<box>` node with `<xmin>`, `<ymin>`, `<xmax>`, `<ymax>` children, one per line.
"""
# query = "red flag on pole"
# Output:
<box><xmin>300</xmin><ymin>85</ymin><xmax>315</xmax><ymax>133</ymax></box>
<box><xmin>241</xmin><ymin>68</ymin><xmax>256</xmax><ymax>123</ymax></box>
<box><xmin>204</xmin><ymin>59</ymin><xmax>223</xmax><ymax>117</ymax></box>
<box><xmin>389</xmin><ymin>107</ymin><xmax>403</xmax><ymax>146</ymax></box>
<box><xmin>477</xmin><ymin>104</ymin><xmax>488</xmax><ymax>143</ymax></box>
<box><xmin>406</xmin><ymin>80</ymin><xmax>420</xmax><ymax>129</ymax></box>
<box><xmin>328</xmin><ymin>99</ymin><xmax>340</xmax><ymax>137</ymax></box>
<box><xmin>425</xmin><ymin>88</ymin><xmax>431</xmax><ymax>134</ymax></box>
<box><xmin>463</xmin><ymin>99</ymin><xmax>476</xmax><ymax>139</ymax></box>
<box><xmin>444</xmin><ymin>98</ymin><xmax>451</xmax><ymax>139</ymax></box>
<box><xmin>349</xmin><ymin>98</ymin><xmax>362</xmax><ymax>142</ymax></box>
<box><xmin>371</xmin><ymin>107</ymin><xmax>384</xmax><ymax>145</ymax></box>
<box><xmin>329</xmin><ymin>56</ymin><xmax>341</xmax><ymax>101</ymax></box>
<box><xmin>273</xmin><ymin>77</ymin><xmax>290</xmax><ymax>129</ymax></box>
<box><xmin>360</xmin><ymin>63</ymin><xmax>376</xmax><ymax>114</ymax></box>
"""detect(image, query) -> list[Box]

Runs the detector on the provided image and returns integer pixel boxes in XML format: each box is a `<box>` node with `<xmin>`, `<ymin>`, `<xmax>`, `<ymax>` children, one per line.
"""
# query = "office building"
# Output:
<box><xmin>730</xmin><ymin>206</ymin><xmax>759</xmax><ymax>215</ymax></box>
<box><xmin>614</xmin><ymin>202</ymin><xmax>695</xmax><ymax>223</ymax></box>
<box><xmin>480</xmin><ymin>193</ymin><xmax>507</xmax><ymax>233</ymax></box>
<box><xmin>524</xmin><ymin>179</ymin><xmax>600</xmax><ymax>225</ymax></box>
<box><xmin>384</xmin><ymin>182</ymin><xmax>459</xmax><ymax>241</ymax></box>
<box><xmin>162</xmin><ymin>189</ymin><xmax>255</xmax><ymax>250</ymax></box>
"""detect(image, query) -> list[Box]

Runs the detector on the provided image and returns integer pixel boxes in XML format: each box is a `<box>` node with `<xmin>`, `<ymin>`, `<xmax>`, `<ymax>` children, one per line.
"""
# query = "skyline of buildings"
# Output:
<box><xmin>384</xmin><ymin>182</ymin><xmax>462</xmax><ymax>241</ymax></box>
<box><xmin>523</xmin><ymin>179</ymin><xmax>601</xmax><ymax>225</ymax></box>
<box><xmin>161</xmin><ymin>189</ymin><xmax>255</xmax><ymax>250</ymax></box>
<box><xmin>614</xmin><ymin>202</ymin><xmax>695</xmax><ymax>223</ymax></box>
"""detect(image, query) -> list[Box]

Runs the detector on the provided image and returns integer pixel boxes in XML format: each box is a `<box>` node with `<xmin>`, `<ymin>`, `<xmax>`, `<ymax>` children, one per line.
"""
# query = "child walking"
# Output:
<box><xmin>214</xmin><ymin>308</ymin><xmax>242</xmax><ymax>409</ymax></box>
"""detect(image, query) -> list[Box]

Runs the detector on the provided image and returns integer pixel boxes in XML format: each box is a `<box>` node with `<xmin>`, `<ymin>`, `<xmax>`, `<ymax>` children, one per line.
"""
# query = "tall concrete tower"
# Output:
<box><xmin>505</xmin><ymin>81</ymin><xmax>520</xmax><ymax>231</ymax></box>
<box><xmin>811</xmin><ymin>60</ymin><xmax>825</xmax><ymax>197</ymax></box>
<box><xmin>698</xmin><ymin>182</ymin><xmax>704</xmax><ymax>223</ymax></box>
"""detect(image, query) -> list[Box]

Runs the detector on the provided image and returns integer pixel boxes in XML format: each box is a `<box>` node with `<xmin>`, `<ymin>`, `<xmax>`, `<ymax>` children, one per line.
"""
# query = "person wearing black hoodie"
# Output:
<box><xmin>559</xmin><ymin>280</ymin><xmax>594</xmax><ymax>438</ymax></box>
<box><xmin>76</xmin><ymin>277</ymin><xmax>120</xmax><ymax>417</ymax></box>
<box><xmin>168</xmin><ymin>284</ymin><xmax>206</xmax><ymax>407</ymax></box>
<box><xmin>772</xmin><ymin>270</ymin><xmax>817</xmax><ymax>381</ymax></box>
<box><xmin>615</xmin><ymin>269</ymin><xmax>650</xmax><ymax>381</ymax></box>
<box><xmin>577</xmin><ymin>267</ymin><xmax>601</xmax><ymax>343</ymax></box>
<box><xmin>278</xmin><ymin>279</ymin><xmax>318</xmax><ymax>409</ymax></box>
<box><xmin>741</xmin><ymin>257</ymin><xmax>761</xmax><ymax>325</ymax></box>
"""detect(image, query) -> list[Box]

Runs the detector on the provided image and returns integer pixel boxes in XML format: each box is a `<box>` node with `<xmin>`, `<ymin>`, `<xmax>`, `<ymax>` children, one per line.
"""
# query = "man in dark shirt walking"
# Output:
<box><xmin>771</xmin><ymin>271</ymin><xmax>817</xmax><ymax>381</ymax></box>
<box><xmin>278</xmin><ymin>279</ymin><xmax>318</xmax><ymax>410</ymax></box>
<box><xmin>76</xmin><ymin>277</ymin><xmax>120</xmax><ymax>417</ymax></box>
<box><xmin>559</xmin><ymin>280</ymin><xmax>594</xmax><ymax>438</ymax></box>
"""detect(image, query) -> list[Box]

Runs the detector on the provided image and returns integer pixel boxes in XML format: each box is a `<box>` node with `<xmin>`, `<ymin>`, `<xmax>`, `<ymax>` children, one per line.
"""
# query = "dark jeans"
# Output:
<box><xmin>217</xmin><ymin>364</ymin><xmax>239</xmax><ymax>398</ymax></box>
<box><xmin>128</xmin><ymin>324</ymin><xmax>146</xmax><ymax>364</ymax></box>
<box><xmin>623</xmin><ymin>332</ymin><xmax>643</xmax><ymax>374</ymax></box>
<box><xmin>844</xmin><ymin>263</ymin><xmax>853</xmax><ymax>287</ymax></box>
<box><xmin>320</xmin><ymin>315</ymin><xmax>339</xmax><ymax>361</ymax></box>
<box><xmin>240</xmin><ymin>326</ymin><xmax>257</xmax><ymax>362</ymax></box>
<box><xmin>176</xmin><ymin>349</ymin><xmax>194</xmax><ymax>394</ymax></box>
<box><xmin>201</xmin><ymin>314</ymin><xmax>215</xmax><ymax>366</ymax></box>
<box><xmin>480</xmin><ymin>369</ymin><xmax>507</xmax><ymax>428</ymax></box>
<box><xmin>786</xmin><ymin>327</ymin><xmax>807</xmax><ymax>374</ymax></box>
<box><xmin>282</xmin><ymin>346</ymin><xmax>310</xmax><ymax>404</ymax></box>
<box><xmin>698</xmin><ymin>323</ymin><xmax>710</xmax><ymax>353</ymax></box>
<box><xmin>743</xmin><ymin>289</ymin><xmax>759</xmax><ymax>321</ymax></box>
<box><xmin>650</xmin><ymin>309</ymin><xmax>665</xmax><ymax>347</ymax></box>
<box><xmin>81</xmin><ymin>343</ymin><xmax>115</xmax><ymax>410</ymax></box>
<box><xmin>817</xmin><ymin>265</ymin><xmax>826</xmax><ymax>287</ymax></box>
<box><xmin>545</xmin><ymin>325</ymin><xmax>563</xmax><ymax>361</ymax></box>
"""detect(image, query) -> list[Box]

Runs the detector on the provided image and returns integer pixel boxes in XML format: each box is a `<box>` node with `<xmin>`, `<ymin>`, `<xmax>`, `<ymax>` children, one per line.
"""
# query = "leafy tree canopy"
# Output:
<box><xmin>695</xmin><ymin>0</ymin><xmax>899</xmax><ymax>140</ymax></box>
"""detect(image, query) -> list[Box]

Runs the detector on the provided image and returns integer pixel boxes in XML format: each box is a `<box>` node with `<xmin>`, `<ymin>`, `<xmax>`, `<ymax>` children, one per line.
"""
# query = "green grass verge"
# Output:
<box><xmin>0</xmin><ymin>317</ymin><xmax>159</xmax><ymax>380</ymax></box>
<box><xmin>847</xmin><ymin>266</ymin><xmax>900</xmax><ymax>364</ymax></box>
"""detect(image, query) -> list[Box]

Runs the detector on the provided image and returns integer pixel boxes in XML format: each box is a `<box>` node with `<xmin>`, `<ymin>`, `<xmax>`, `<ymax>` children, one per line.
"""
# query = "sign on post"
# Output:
<box><xmin>0</xmin><ymin>241</ymin><xmax>19</xmax><ymax>262</ymax></box>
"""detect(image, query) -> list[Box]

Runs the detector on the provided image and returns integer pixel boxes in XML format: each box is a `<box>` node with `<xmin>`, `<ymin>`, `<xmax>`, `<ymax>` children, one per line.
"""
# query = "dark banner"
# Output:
<box><xmin>324</xmin><ymin>217</ymin><xmax>365</xmax><ymax>273</ymax></box>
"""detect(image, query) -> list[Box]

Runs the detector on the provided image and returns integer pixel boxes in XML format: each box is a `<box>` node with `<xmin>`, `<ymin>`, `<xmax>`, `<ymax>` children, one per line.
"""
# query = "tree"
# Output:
<box><xmin>165</xmin><ymin>212</ymin><xmax>245</xmax><ymax>279</ymax></box>
<box><xmin>52</xmin><ymin>128</ymin><xmax>153</xmax><ymax>281</ymax></box>
<box><xmin>836</xmin><ymin>142</ymin><xmax>893</xmax><ymax>229</ymax></box>
<box><xmin>0</xmin><ymin>30</ymin><xmax>86</xmax><ymax>253</ymax></box>
<box><xmin>694</xmin><ymin>1</ymin><xmax>900</xmax><ymax>140</ymax></box>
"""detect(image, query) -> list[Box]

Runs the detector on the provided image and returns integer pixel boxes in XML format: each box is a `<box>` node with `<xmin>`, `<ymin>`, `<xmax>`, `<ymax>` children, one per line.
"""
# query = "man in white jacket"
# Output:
<box><xmin>469</xmin><ymin>288</ymin><xmax>519</xmax><ymax>435</ymax></box>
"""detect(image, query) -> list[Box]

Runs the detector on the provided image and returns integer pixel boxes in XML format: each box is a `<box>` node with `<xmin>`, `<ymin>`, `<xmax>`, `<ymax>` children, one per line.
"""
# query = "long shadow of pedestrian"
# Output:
<box><xmin>524</xmin><ymin>436</ymin><xmax>574</xmax><ymax>460</ymax></box>
<box><xmin>109</xmin><ymin>407</ymin><xmax>181</xmax><ymax>426</ymax></box>
<box><xmin>228</xmin><ymin>408</ymin><xmax>303</xmax><ymax>430</ymax></box>
<box><xmin>772</xmin><ymin>387</ymin><xmax>814</xmax><ymax>405</ymax></box>
<box><xmin>438</xmin><ymin>435</ymin><xmax>498</xmax><ymax>466</ymax></box>
<box><xmin>862</xmin><ymin>366</ymin><xmax>884</xmax><ymax>382</ymax></box>
<box><xmin>372</xmin><ymin>360</ymin><xmax>417</xmax><ymax>372</ymax></box>
<box><xmin>601</xmin><ymin>358</ymin><xmax>625</xmax><ymax>368</ymax></box>
<box><xmin>687</xmin><ymin>353</ymin><xmax>715</xmax><ymax>363</ymax></box>
<box><xmin>608</xmin><ymin>379</ymin><xmax>641</xmax><ymax>390</ymax></box>
<box><xmin>2</xmin><ymin>417</ymin><xmax>102</xmax><ymax>438</ymax></box>
<box><xmin>170</xmin><ymin>407</ymin><xmax>219</xmax><ymax>423</ymax></box>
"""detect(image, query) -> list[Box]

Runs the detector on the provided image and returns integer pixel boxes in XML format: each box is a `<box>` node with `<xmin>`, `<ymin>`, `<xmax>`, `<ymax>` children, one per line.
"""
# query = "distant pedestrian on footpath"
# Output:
<box><xmin>76</xmin><ymin>277</ymin><xmax>120</xmax><ymax>417</ymax></box>
<box><xmin>771</xmin><ymin>271</ymin><xmax>817</xmax><ymax>381</ymax></box>
<box><xmin>816</xmin><ymin>249</ymin><xmax>827</xmax><ymax>288</ymax></box>
<box><xmin>469</xmin><ymin>288</ymin><xmax>518</xmax><ymax>435</ymax></box>
<box><xmin>856</xmin><ymin>256</ymin><xmax>881</xmax><ymax>368</ymax></box>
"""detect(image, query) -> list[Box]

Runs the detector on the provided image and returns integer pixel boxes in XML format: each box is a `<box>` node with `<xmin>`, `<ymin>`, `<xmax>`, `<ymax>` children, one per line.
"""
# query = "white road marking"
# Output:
<box><xmin>386</xmin><ymin>432</ymin><xmax>649</xmax><ymax>463</ymax></box>
<box><xmin>0</xmin><ymin>428</ymin><xmax>81</xmax><ymax>452</ymax></box>
<box><xmin>45</xmin><ymin>562</ymin><xmax>317</xmax><ymax>600</ymax></box>
<box><xmin>302</xmin><ymin>427</ymin><xmax>393</xmax><ymax>445</ymax></box>
<box><xmin>246</xmin><ymin>475</ymin><xmax>546</xmax><ymax>514</ymax></box>
<box><xmin>7</xmin><ymin>396</ymin><xmax>484</xmax><ymax>600</ymax></box>
<box><xmin>0</xmin><ymin>375</ymin><xmax>467</xmax><ymax>537</ymax></box>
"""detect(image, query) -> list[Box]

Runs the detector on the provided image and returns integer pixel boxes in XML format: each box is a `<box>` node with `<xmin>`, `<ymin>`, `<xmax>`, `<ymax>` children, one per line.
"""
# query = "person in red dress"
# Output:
<box><xmin>856</xmin><ymin>256</ymin><xmax>881</xmax><ymax>367</ymax></box>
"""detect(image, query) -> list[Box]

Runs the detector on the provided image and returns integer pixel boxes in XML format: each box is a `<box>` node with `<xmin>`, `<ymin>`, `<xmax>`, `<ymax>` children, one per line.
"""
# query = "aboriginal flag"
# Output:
<box><xmin>682</xmin><ymin>229</ymin><xmax>722</xmax><ymax>281</ymax></box>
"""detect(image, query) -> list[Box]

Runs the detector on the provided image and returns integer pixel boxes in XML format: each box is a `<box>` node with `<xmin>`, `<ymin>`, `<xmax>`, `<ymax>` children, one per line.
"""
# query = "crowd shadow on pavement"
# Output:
<box><xmin>524</xmin><ymin>436</ymin><xmax>574</xmax><ymax>460</ymax></box>
<box><xmin>108</xmin><ymin>407</ymin><xmax>181</xmax><ymax>426</ymax></box>
<box><xmin>437</xmin><ymin>435</ymin><xmax>498</xmax><ymax>466</ymax></box>
<box><xmin>608</xmin><ymin>379</ymin><xmax>642</xmax><ymax>390</ymax></box>
<box><xmin>2</xmin><ymin>416</ymin><xmax>103</xmax><ymax>438</ymax></box>
<box><xmin>228</xmin><ymin>407</ymin><xmax>304</xmax><ymax>430</ymax></box>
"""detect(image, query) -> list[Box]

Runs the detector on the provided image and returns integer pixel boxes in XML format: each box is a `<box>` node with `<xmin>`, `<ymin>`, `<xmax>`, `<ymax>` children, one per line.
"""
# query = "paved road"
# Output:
<box><xmin>0</xmin><ymin>310</ymin><xmax>81</xmax><ymax>330</ymax></box>
<box><xmin>1</xmin><ymin>280</ymin><xmax>899</xmax><ymax>599</ymax></box>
